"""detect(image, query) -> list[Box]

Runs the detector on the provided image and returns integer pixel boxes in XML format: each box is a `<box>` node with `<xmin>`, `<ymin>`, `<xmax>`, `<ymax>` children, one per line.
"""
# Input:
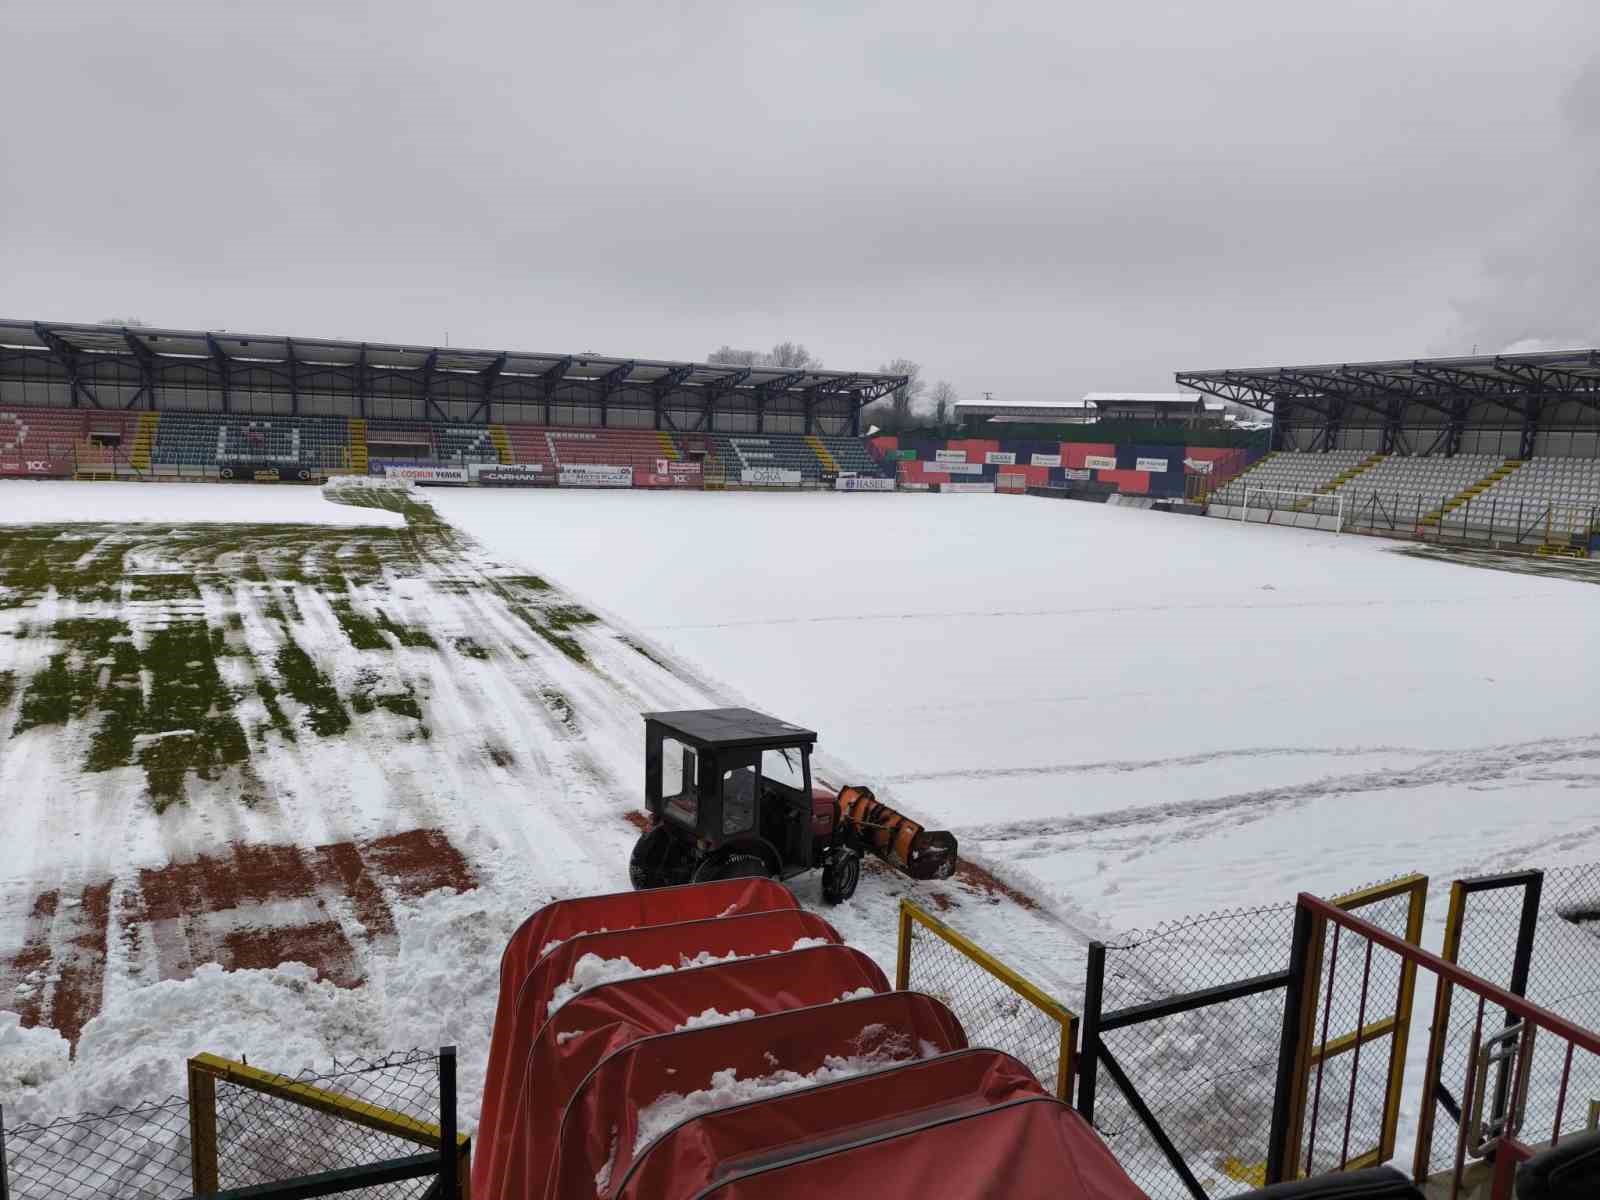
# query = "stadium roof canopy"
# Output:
<box><xmin>0</xmin><ymin>319</ymin><xmax>908</xmax><ymax>435</ymax></box>
<box><xmin>1174</xmin><ymin>350</ymin><xmax>1600</xmax><ymax>457</ymax></box>
<box><xmin>1175</xmin><ymin>350</ymin><xmax>1600</xmax><ymax>414</ymax></box>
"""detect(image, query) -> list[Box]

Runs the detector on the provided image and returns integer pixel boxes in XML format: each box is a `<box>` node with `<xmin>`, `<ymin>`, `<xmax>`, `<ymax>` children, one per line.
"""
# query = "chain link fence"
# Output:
<box><xmin>1423</xmin><ymin>864</ymin><xmax>1600</xmax><ymax>1175</ymax></box>
<box><xmin>1087</xmin><ymin>901</ymin><xmax>1294</xmax><ymax>1200</ymax></box>
<box><xmin>3</xmin><ymin>1048</ymin><xmax>454</xmax><ymax>1200</ymax></box>
<box><xmin>896</xmin><ymin>899</ymin><xmax>1076</xmax><ymax>1099</ymax></box>
<box><xmin>1082</xmin><ymin>876</ymin><xmax>1424</xmax><ymax>1200</ymax></box>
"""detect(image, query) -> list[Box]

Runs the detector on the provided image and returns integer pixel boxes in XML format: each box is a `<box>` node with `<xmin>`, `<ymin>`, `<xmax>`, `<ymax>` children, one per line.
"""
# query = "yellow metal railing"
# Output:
<box><xmin>896</xmin><ymin>897</ymin><xmax>1077</xmax><ymax>1100</ymax></box>
<box><xmin>186</xmin><ymin>1052</ymin><xmax>471</xmax><ymax>1196</ymax></box>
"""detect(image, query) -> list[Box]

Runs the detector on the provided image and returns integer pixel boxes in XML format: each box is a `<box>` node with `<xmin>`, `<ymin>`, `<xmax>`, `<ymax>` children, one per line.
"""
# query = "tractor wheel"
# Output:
<box><xmin>692</xmin><ymin>852</ymin><xmax>770</xmax><ymax>884</ymax></box>
<box><xmin>821</xmin><ymin>848</ymin><xmax>862</xmax><ymax>905</ymax></box>
<box><xmin>629</xmin><ymin>825</ymin><xmax>684</xmax><ymax>890</ymax></box>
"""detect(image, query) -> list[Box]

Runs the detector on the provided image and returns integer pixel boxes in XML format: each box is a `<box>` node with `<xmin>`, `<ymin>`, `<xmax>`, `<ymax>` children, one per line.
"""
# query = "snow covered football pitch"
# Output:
<box><xmin>436</xmin><ymin>488</ymin><xmax>1600</xmax><ymax>932</ymax></box>
<box><xmin>0</xmin><ymin>480</ymin><xmax>1596</xmax><ymax>1143</ymax></box>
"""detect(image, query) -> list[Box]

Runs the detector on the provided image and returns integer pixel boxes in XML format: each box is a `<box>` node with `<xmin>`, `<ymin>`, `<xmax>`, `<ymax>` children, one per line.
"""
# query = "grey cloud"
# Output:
<box><xmin>3</xmin><ymin>1</ymin><xmax>1597</xmax><ymax>400</ymax></box>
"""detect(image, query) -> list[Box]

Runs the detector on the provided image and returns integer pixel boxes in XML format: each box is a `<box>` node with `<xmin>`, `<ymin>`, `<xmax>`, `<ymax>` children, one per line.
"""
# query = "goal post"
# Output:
<box><xmin>1241</xmin><ymin>486</ymin><xmax>1346</xmax><ymax>533</ymax></box>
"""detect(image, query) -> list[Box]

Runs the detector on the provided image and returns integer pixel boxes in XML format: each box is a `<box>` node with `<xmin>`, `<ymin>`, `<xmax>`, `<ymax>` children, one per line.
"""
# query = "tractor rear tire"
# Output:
<box><xmin>629</xmin><ymin>825</ymin><xmax>683</xmax><ymax>890</ymax></box>
<box><xmin>821</xmin><ymin>848</ymin><xmax>862</xmax><ymax>904</ymax></box>
<box><xmin>692</xmin><ymin>852</ymin><xmax>770</xmax><ymax>884</ymax></box>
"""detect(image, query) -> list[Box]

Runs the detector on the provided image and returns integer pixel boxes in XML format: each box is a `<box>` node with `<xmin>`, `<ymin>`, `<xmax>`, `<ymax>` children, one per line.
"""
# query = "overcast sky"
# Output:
<box><xmin>3</xmin><ymin>1</ymin><xmax>1597</xmax><ymax>403</ymax></box>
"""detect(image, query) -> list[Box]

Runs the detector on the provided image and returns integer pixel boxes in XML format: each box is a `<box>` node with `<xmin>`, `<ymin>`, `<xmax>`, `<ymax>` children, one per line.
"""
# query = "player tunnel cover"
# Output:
<box><xmin>547</xmin><ymin>990</ymin><xmax>968</xmax><ymax>1200</ymax></box>
<box><xmin>478</xmin><ymin>898</ymin><xmax>838</xmax><ymax>1198</ymax></box>
<box><xmin>477</xmin><ymin>875</ymin><xmax>798</xmax><ymax>1193</ymax></box>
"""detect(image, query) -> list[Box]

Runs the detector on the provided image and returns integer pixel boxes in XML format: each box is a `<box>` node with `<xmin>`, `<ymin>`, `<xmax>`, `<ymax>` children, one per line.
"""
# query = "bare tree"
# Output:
<box><xmin>765</xmin><ymin>341</ymin><xmax>820</xmax><ymax>370</ymax></box>
<box><xmin>707</xmin><ymin>342</ymin><xmax>821</xmax><ymax>370</ymax></box>
<box><xmin>930</xmin><ymin>380</ymin><xmax>958</xmax><ymax>427</ymax></box>
<box><xmin>880</xmin><ymin>358</ymin><xmax>924</xmax><ymax>422</ymax></box>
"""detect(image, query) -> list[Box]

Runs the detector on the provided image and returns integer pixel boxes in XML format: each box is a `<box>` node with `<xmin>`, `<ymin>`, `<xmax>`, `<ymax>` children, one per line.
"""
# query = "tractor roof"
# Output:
<box><xmin>643</xmin><ymin>707</ymin><xmax>818</xmax><ymax>750</ymax></box>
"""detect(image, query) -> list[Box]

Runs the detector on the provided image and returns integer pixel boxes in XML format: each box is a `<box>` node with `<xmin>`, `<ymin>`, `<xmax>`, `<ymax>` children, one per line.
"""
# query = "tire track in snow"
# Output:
<box><xmin>884</xmin><ymin>743</ymin><xmax>1444</xmax><ymax>785</ymax></box>
<box><xmin>645</xmin><ymin>592</ymin><xmax>1487</xmax><ymax>633</ymax></box>
<box><xmin>950</xmin><ymin>735</ymin><xmax>1600</xmax><ymax>843</ymax></box>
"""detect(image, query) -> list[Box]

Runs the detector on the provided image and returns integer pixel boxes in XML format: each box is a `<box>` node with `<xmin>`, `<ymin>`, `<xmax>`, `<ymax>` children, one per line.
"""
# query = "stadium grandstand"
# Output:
<box><xmin>1178</xmin><ymin>351</ymin><xmax>1600</xmax><ymax>553</ymax></box>
<box><xmin>0</xmin><ymin>319</ymin><xmax>905</xmax><ymax>487</ymax></box>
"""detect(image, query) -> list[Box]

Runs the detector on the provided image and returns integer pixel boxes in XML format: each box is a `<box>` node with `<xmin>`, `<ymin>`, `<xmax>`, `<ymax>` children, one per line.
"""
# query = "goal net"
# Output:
<box><xmin>1240</xmin><ymin>486</ymin><xmax>1346</xmax><ymax>532</ymax></box>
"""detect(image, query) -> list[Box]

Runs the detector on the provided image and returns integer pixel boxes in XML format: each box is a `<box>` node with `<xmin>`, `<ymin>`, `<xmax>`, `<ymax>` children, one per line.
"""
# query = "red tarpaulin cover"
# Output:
<box><xmin>476</xmin><ymin>881</ymin><xmax>797</xmax><ymax>1197</ymax></box>
<box><xmin>543</xmin><ymin>991</ymin><xmax>967</xmax><ymax>1200</ymax></box>
<box><xmin>614</xmin><ymin>1049</ymin><xmax>1045</xmax><ymax>1200</ymax></box>
<box><xmin>699</xmin><ymin>1096</ymin><xmax>1151</xmax><ymax>1200</ymax></box>
<box><xmin>481</xmin><ymin>908</ymin><xmax>840</xmax><ymax>1198</ymax></box>
<box><xmin>505</xmin><ymin>946</ymin><xmax>888</xmax><ymax>1200</ymax></box>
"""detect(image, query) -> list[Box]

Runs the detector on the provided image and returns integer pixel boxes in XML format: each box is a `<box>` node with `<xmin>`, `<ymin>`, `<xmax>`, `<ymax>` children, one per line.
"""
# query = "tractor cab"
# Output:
<box><xmin>631</xmin><ymin>707</ymin><xmax>957</xmax><ymax>904</ymax></box>
<box><xmin>643</xmin><ymin>708</ymin><xmax>831</xmax><ymax>880</ymax></box>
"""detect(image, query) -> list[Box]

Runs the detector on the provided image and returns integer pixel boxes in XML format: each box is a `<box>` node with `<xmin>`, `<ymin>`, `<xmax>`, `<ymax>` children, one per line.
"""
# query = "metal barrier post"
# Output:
<box><xmin>188</xmin><ymin>1059</ymin><xmax>221</xmax><ymax>1195</ymax></box>
<box><xmin>1491</xmin><ymin>874</ymin><xmax>1545</xmax><ymax>1131</ymax></box>
<box><xmin>1268</xmin><ymin>903</ymin><xmax>1316</xmax><ymax>1184</ymax></box>
<box><xmin>440</xmin><ymin>1046</ymin><xmax>458</xmax><ymax>1200</ymax></box>
<box><xmin>1</xmin><ymin>1103</ymin><xmax>9</xmax><ymax>1200</ymax></box>
<box><xmin>895</xmin><ymin>900</ymin><xmax>914</xmax><ymax>990</ymax></box>
<box><xmin>1078</xmin><ymin>942</ymin><xmax>1105</xmax><ymax>1122</ymax></box>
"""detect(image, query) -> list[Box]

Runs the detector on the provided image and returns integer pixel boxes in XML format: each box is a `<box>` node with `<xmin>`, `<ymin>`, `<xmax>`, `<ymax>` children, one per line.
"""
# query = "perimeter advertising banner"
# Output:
<box><xmin>941</xmin><ymin>482</ymin><xmax>996</xmax><ymax>493</ymax></box>
<box><xmin>1135</xmin><ymin>457</ymin><xmax>1170</xmax><ymax>473</ymax></box>
<box><xmin>559</xmin><ymin>465</ymin><xmax>633</xmax><ymax>487</ymax></box>
<box><xmin>0</xmin><ymin>457</ymin><xmax>73</xmax><ymax>477</ymax></box>
<box><xmin>467</xmin><ymin>462</ymin><xmax>543</xmax><ymax>479</ymax></box>
<box><xmin>382</xmin><ymin>465</ymin><xmax>469</xmax><ymax>484</ymax></box>
<box><xmin>741</xmin><ymin>467</ymin><xmax>802</xmax><ymax>485</ymax></box>
<box><xmin>984</xmin><ymin>451</ymin><xmax>1016</xmax><ymax>465</ymax></box>
<box><xmin>1030</xmin><ymin>453</ymin><xmax>1062</xmax><ymax>467</ymax></box>
<box><xmin>834</xmin><ymin>476</ymin><xmax>895</xmax><ymax>492</ymax></box>
<box><xmin>1084</xmin><ymin>455</ymin><xmax>1117</xmax><ymax>470</ymax></box>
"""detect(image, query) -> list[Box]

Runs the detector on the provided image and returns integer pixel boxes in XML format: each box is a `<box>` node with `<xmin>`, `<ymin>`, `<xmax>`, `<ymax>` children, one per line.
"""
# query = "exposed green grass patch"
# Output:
<box><xmin>452</xmin><ymin>636</ymin><xmax>491</xmax><ymax>660</ymax></box>
<box><xmin>255</xmin><ymin>678</ymin><xmax>297</xmax><ymax>741</ymax></box>
<box><xmin>510</xmin><ymin>605</ymin><xmax>589</xmax><ymax>665</ymax></box>
<box><xmin>541</xmin><ymin>604</ymin><xmax>598</xmax><ymax>631</ymax></box>
<box><xmin>0</xmin><ymin>669</ymin><xmax>15</xmax><ymax>709</ymax></box>
<box><xmin>273</xmin><ymin>637</ymin><xmax>350</xmax><ymax>736</ymax></box>
<box><xmin>13</xmin><ymin>615</ymin><xmax>248</xmax><ymax>807</ymax></box>
<box><xmin>375</xmin><ymin>610</ymin><xmax>438</xmax><ymax>649</ymax></box>
<box><xmin>622</xmin><ymin>638</ymin><xmax>668</xmax><ymax>669</ymax></box>
<box><xmin>126</xmin><ymin>573</ymin><xmax>201</xmax><ymax>602</ymax></box>
<box><xmin>501</xmin><ymin>575</ymin><xmax>551</xmax><ymax>592</ymax></box>
<box><xmin>349</xmin><ymin>668</ymin><xmax>424</xmax><ymax>721</ymax></box>
<box><xmin>486</xmin><ymin>741</ymin><xmax>516</xmax><ymax>767</ymax></box>
<box><xmin>329</xmin><ymin>598</ymin><xmax>390</xmax><ymax>650</ymax></box>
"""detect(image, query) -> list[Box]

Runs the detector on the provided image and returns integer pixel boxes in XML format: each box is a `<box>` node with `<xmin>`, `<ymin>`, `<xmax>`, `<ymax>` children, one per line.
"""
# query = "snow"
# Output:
<box><xmin>436</xmin><ymin>489</ymin><xmax>1600</xmax><ymax>932</ymax></box>
<box><xmin>547</xmin><ymin>938</ymin><xmax>837</xmax><ymax>1015</ymax></box>
<box><xmin>547</xmin><ymin>950</ymin><xmax>745</xmax><ymax>1015</ymax></box>
<box><xmin>0</xmin><ymin>480</ymin><xmax>404</xmax><ymax>526</ymax></box>
<box><xmin>675</xmin><ymin>1006</ymin><xmax>757</xmax><ymax>1031</ymax></box>
<box><xmin>3</xmin><ymin>481</ymin><xmax>1597</xmax><ymax>1182</ymax></box>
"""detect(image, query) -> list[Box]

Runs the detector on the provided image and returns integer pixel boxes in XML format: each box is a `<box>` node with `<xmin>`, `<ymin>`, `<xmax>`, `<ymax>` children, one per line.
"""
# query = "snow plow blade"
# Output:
<box><xmin>836</xmin><ymin>786</ymin><xmax>958</xmax><ymax>881</ymax></box>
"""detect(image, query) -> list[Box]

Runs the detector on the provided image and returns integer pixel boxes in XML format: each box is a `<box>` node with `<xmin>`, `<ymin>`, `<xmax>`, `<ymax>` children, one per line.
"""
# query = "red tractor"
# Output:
<box><xmin>628</xmin><ymin>707</ymin><xmax>958</xmax><ymax>903</ymax></box>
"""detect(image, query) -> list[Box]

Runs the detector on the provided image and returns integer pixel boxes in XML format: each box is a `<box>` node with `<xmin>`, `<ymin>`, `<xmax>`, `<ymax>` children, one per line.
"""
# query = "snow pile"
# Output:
<box><xmin>630</xmin><ymin>1026</ymin><xmax>936</xmax><ymax>1159</ymax></box>
<box><xmin>547</xmin><ymin>949</ymin><xmax>745</xmax><ymax>1016</ymax></box>
<box><xmin>835</xmin><ymin>987</ymin><xmax>877</xmax><ymax>1002</ymax></box>
<box><xmin>0</xmin><ymin>1013</ymin><xmax>71</xmax><ymax>1099</ymax></box>
<box><xmin>548</xmin><ymin>938</ymin><xmax>840</xmax><ymax>1016</ymax></box>
<box><xmin>674</xmin><ymin>1007</ymin><xmax>757</xmax><ymax>1031</ymax></box>
<box><xmin>539</xmin><ymin>929</ymin><xmax>606</xmax><ymax>962</ymax></box>
<box><xmin>594</xmin><ymin>1130</ymin><xmax>619</xmax><ymax>1195</ymax></box>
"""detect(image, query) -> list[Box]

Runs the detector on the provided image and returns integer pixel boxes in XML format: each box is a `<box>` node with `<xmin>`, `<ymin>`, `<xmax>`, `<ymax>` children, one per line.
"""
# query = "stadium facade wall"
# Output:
<box><xmin>877</xmin><ymin>436</ymin><xmax>1263</xmax><ymax>498</ymax></box>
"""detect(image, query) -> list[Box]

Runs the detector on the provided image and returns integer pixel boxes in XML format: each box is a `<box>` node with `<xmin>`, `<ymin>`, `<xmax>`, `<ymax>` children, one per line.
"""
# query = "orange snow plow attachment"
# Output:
<box><xmin>836</xmin><ymin>785</ymin><xmax>958</xmax><ymax>880</ymax></box>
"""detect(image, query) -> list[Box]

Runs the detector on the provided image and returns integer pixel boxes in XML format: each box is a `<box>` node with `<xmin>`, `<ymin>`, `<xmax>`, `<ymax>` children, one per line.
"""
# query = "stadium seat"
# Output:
<box><xmin>1209</xmin><ymin>450</ymin><xmax>1366</xmax><ymax>506</ymax></box>
<box><xmin>1239</xmin><ymin>1166</ymin><xmax>1422</xmax><ymax>1199</ymax></box>
<box><xmin>1518</xmin><ymin>1129</ymin><xmax>1600</xmax><ymax>1200</ymax></box>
